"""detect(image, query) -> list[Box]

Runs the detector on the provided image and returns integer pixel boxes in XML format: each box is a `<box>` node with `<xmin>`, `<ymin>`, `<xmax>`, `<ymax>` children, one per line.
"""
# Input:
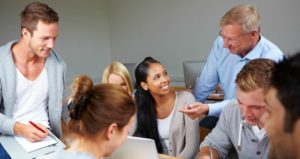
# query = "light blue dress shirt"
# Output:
<box><xmin>193</xmin><ymin>35</ymin><xmax>284</xmax><ymax>116</ymax></box>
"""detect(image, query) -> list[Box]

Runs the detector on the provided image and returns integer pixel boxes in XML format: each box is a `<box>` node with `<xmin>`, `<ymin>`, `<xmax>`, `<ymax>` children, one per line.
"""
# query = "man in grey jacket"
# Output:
<box><xmin>0</xmin><ymin>2</ymin><xmax>66</xmax><ymax>142</ymax></box>
<box><xmin>198</xmin><ymin>59</ymin><xmax>274</xmax><ymax>159</ymax></box>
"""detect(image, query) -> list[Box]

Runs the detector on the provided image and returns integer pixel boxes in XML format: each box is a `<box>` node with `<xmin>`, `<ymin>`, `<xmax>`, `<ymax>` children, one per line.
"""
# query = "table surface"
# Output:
<box><xmin>171</xmin><ymin>86</ymin><xmax>224</xmax><ymax>101</ymax></box>
<box><xmin>207</xmin><ymin>93</ymin><xmax>224</xmax><ymax>101</ymax></box>
<box><xmin>0</xmin><ymin>133</ymin><xmax>65</xmax><ymax>159</ymax></box>
<box><xmin>159</xmin><ymin>154</ymin><xmax>181</xmax><ymax>159</ymax></box>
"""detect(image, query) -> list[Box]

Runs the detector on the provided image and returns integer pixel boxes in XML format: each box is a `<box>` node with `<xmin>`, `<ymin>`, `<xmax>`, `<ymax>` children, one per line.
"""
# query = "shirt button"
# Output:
<box><xmin>256</xmin><ymin>151</ymin><xmax>261</xmax><ymax>155</ymax></box>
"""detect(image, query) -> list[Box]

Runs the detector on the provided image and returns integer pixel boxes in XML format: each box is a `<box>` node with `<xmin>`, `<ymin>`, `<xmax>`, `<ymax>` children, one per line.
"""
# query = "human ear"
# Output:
<box><xmin>106</xmin><ymin>123</ymin><xmax>118</xmax><ymax>140</ymax></box>
<box><xmin>141</xmin><ymin>82</ymin><xmax>148</xmax><ymax>91</ymax></box>
<box><xmin>22</xmin><ymin>28</ymin><xmax>32</xmax><ymax>39</ymax></box>
<box><xmin>250</xmin><ymin>30</ymin><xmax>258</xmax><ymax>38</ymax></box>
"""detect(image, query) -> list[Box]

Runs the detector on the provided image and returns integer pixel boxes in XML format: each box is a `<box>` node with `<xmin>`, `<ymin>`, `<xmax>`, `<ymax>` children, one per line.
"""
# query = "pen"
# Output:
<box><xmin>209</xmin><ymin>143</ymin><xmax>214</xmax><ymax>159</ymax></box>
<box><xmin>29</xmin><ymin>121</ymin><xmax>46</xmax><ymax>133</ymax></box>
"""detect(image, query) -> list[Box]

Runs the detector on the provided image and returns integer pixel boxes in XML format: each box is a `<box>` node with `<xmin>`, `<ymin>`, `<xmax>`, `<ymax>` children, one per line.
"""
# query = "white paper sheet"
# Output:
<box><xmin>14</xmin><ymin>135</ymin><xmax>57</xmax><ymax>152</ymax></box>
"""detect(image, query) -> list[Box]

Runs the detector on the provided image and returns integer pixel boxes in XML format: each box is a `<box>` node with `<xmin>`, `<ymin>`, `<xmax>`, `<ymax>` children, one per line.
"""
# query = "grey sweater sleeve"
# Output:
<box><xmin>61</xmin><ymin>61</ymin><xmax>70</xmax><ymax>123</ymax></box>
<box><xmin>0</xmin><ymin>57</ymin><xmax>17</xmax><ymax>135</ymax></box>
<box><xmin>179</xmin><ymin>112</ymin><xmax>199</xmax><ymax>158</ymax></box>
<box><xmin>0</xmin><ymin>114</ymin><xmax>17</xmax><ymax>135</ymax></box>
<box><xmin>176</xmin><ymin>91</ymin><xmax>200</xmax><ymax>159</ymax></box>
<box><xmin>200</xmin><ymin>101</ymin><xmax>236</xmax><ymax>158</ymax></box>
<box><xmin>0</xmin><ymin>90</ymin><xmax>16</xmax><ymax>135</ymax></box>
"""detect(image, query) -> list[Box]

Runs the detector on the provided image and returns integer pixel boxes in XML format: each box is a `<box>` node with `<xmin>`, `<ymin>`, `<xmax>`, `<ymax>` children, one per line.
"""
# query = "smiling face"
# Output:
<box><xmin>23</xmin><ymin>20</ymin><xmax>58</xmax><ymax>58</ymax></box>
<box><xmin>141</xmin><ymin>63</ymin><xmax>170</xmax><ymax>97</ymax></box>
<box><xmin>236</xmin><ymin>86</ymin><xmax>266</xmax><ymax>126</ymax></box>
<box><xmin>108</xmin><ymin>73</ymin><xmax>128</xmax><ymax>93</ymax></box>
<box><xmin>220</xmin><ymin>24</ymin><xmax>257</xmax><ymax>56</ymax></box>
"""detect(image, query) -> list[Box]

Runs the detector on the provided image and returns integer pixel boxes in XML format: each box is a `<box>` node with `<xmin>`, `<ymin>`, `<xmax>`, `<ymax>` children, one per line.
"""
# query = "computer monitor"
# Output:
<box><xmin>106</xmin><ymin>136</ymin><xmax>159</xmax><ymax>159</ymax></box>
<box><xmin>183</xmin><ymin>60</ymin><xmax>206</xmax><ymax>88</ymax></box>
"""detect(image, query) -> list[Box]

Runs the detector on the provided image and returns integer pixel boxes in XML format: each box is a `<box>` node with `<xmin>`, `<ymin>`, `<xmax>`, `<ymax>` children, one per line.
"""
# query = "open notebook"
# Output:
<box><xmin>14</xmin><ymin>134</ymin><xmax>57</xmax><ymax>152</ymax></box>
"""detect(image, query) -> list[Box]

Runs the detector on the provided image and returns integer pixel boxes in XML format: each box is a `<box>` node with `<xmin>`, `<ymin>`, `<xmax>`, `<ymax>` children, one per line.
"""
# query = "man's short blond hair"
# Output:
<box><xmin>236</xmin><ymin>59</ymin><xmax>274</xmax><ymax>92</ymax></box>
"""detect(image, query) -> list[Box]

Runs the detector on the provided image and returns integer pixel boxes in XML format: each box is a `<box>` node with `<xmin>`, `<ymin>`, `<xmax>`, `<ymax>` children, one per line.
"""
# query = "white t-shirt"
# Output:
<box><xmin>157</xmin><ymin>106</ymin><xmax>175</xmax><ymax>152</ymax></box>
<box><xmin>252</xmin><ymin>125</ymin><xmax>267</xmax><ymax>141</ymax></box>
<box><xmin>12</xmin><ymin>68</ymin><xmax>50</xmax><ymax>128</ymax></box>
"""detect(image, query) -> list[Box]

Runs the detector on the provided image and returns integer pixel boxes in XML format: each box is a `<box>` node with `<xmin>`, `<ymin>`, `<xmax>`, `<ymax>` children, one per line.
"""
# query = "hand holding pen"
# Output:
<box><xmin>198</xmin><ymin>143</ymin><xmax>218</xmax><ymax>159</ymax></box>
<box><xmin>28</xmin><ymin>121</ymin><xmax>48</xmax><ymax>141</ymax></box>
<box><xmin>13</xmin><ymin>121</ymin><xmax>48</xmax><ymax>142</ymax></box>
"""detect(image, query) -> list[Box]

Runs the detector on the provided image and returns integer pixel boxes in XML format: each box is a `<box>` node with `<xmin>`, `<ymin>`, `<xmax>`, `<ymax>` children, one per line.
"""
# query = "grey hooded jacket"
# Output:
<box><xmin>200</xmin><ymin>100</ymin><xmax>269</xmax><ymax>159</ymax></box>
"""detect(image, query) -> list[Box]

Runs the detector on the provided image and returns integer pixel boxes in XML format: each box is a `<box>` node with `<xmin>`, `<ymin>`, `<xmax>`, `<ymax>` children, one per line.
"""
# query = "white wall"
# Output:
<box><xmin>1</xmin><ymin>0</ymin><xmax>300</xmax><ymax>85</ymax></box>
<box><xmin>108</xmin><ymin>0</ymin><xmax>300</xmax><ymax>82</ymax></box>
<box><xmin>0</xmin><ymin>0</ymin><xmax>111</xmax><ymax>83</ymax></box>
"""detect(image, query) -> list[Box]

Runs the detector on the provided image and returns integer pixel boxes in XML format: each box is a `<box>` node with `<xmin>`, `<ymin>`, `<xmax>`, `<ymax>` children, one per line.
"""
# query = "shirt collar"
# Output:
<box><xmin>242</xmin><ymin>34</ymin><xmax>265</xmax><ymax>61</ymax></box>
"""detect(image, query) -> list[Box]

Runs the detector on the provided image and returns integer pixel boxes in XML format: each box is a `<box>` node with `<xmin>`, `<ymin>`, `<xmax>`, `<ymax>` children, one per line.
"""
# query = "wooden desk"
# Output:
<box><xmin>171</xmin><ymin>86</ymin><xmax>224</xmax><ymax>101</ymax></box>
<box><xmin>170</xmin><ymin>86</ymin><xmax>186</xmax><ymax>91</ymax></box>
<box><xmin>159</xmin><ymin>154</ymin><xmax>181</xmax><ymax>159</ymax></box>
<box><xmin>207</xmin><ymin>93</ymin><xmax>224</xmax><ymax>101</ymax></box>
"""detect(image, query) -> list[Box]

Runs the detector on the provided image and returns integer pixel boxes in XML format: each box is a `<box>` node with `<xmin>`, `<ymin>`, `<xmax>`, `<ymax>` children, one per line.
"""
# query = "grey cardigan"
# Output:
<box><xmin>132</xmin><ymin>91</ymin><xmax>200</xmax><ymax>159</ymax></box>
<box><xmin>200</xmin><ymin>100</ymin><xmax>269</xmax><ymax>159</ymax></box>
<box><xmin>0</xmin><ymin>40</ymin><xmax>67</xmax><ymax>138</ymax></box>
